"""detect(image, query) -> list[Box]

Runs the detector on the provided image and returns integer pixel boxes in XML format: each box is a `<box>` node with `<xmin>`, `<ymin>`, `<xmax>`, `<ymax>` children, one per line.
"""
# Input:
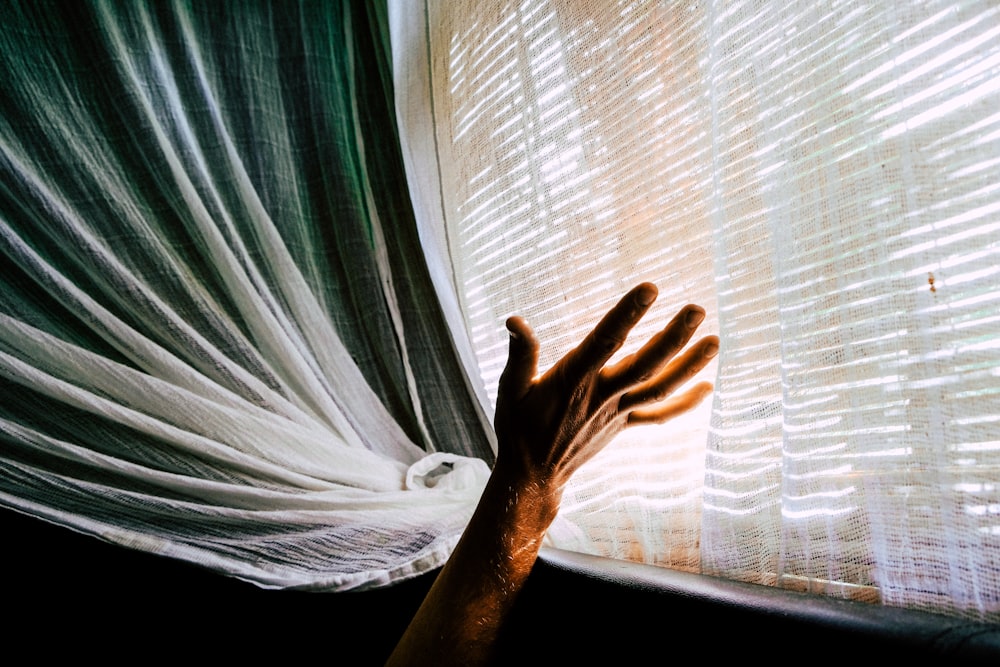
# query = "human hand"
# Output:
<box><xmin>388</xmin><ymin>283</ymin><xmax>716</xmax><ymax>667</ymax></box>
<box><xmin>493</xmin><ymin>282</ymin><xmax>718</xmax><ymax>501</ymax></box>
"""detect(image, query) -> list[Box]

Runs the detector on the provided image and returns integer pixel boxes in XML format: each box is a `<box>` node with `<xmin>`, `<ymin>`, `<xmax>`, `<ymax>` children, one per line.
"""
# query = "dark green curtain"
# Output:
<box><xmin>0</xmin><ymin>0</ymin><xmax>493</xmax><ymax>590</ymax></box>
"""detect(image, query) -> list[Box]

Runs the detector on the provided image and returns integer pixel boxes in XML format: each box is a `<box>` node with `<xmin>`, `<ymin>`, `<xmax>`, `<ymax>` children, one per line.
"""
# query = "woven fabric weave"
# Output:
<box><xmin>0</xmin><ymin>0</ymin><xmax>492</xmax><ymax>591</ymax></box>
<box><xmin>393</xmin><ymin>0</ymin><xmax>1000</xmax><ymax>620</ymax></box>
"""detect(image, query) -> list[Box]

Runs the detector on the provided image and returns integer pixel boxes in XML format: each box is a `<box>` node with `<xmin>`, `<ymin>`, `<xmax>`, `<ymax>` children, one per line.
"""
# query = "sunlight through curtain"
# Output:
<box><xmin>391</xmin><ymin>0</ymin><xmax>1000</xmax><ymax>620</ymax></box>
<box><xmin>0</xmin><ymin>0</ymin><xmax>494</xmax><ymax>591</ymax></box>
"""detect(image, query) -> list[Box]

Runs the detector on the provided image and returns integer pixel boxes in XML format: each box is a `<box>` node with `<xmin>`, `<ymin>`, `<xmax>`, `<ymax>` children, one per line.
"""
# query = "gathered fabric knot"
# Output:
<box><xmin>405</xmin><ymin>452</ymin><xmax>491</xmax><ymax>492</ymax></box>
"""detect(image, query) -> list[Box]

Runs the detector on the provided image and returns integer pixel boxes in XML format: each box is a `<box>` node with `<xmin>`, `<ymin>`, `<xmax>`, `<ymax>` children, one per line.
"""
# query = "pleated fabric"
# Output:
<box><xmin>0</xmin><ymin>0</ymin><xmax>493</xmax><ymax>591</ymax></box>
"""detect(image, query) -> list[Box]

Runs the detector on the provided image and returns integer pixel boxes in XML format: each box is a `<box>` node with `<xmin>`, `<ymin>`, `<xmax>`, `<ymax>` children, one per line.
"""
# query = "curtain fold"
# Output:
<box><xmin>393</xmin><ymin>0</ymin><xmax>1000</xmax><ymax>620</ymax></box>
<box><xmin>0</xmin><ymin>0</ymin><xmax>492</xmax><ymax>590</ymax></box>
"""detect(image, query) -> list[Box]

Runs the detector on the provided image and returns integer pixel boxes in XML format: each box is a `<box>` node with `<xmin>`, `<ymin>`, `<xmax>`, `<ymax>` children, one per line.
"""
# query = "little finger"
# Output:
<box><xmin>627</xmin><ymin>381</ymin><xmax>714</xmax><ymax>425</ymax></box>
<box><xmin>618</xmin><ymin>336</ymin><xmax>718</xmax><ymax>411</ymax></box>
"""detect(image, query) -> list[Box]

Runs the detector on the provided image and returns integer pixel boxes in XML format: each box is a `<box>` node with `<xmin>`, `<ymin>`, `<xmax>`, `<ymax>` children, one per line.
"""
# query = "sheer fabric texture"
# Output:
<box><xmin>392</xmin><ymin>0</ymin><xmax>1000</xmax><ymax>620</ymax></box>
<box><xmin>0</xmin><ymin>1</ymin><xmax>494</xmax><ymax>591</ymax></box>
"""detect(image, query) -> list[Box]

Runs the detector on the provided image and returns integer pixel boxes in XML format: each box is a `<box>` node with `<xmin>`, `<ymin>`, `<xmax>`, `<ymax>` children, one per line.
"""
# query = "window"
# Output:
<box><xmin>393</xmin><ymin>0</ymin><xmax>1000</xmax><ymax>619</ymax></box>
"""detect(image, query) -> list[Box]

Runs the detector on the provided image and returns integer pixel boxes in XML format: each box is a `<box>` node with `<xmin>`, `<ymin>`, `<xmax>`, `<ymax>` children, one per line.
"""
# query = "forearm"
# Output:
<box><xmin>386</xmin><ymin>468</ymin><xmax>559</xmax><ymax>666</ymax></box>
<box><xmin>387</xmin><ymin>284</ymin><xmax>717</xmax><ymax>666</ymax></box>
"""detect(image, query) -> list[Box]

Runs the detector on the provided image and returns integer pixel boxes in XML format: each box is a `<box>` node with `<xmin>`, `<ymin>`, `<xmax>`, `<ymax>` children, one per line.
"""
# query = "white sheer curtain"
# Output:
<box><xmin>0</xmin><ymin>0</ymin><xmax>493</xmax><ymax>591</ymax></box>
<box><xmin>392</xmin><ymin>0</ymin><xmax>1000</xmax><ymax>620</ymax></box>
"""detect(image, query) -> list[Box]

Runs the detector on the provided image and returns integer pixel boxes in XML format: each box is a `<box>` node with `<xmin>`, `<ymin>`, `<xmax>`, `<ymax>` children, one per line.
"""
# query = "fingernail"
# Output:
<box><xmin>686</xmin><ymin>308</ymin><xmax>705</xmax><ymax>328</ymax></box>
<box><xmin>637</xmin><ymin>287</ymin><xmax>656</xmax><ymax>306</ymax></box>
<box><xmin>704</xmin><ymin>342</ymin><xmax>719</xmax><ymax>358</ymax></box>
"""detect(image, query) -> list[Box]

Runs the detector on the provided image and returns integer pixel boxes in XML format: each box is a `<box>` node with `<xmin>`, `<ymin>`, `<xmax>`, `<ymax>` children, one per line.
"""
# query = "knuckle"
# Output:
<box><xmin>597</xmin><ymin>334</ymin><xmax>623</xmax><ymax>356</ymax></box>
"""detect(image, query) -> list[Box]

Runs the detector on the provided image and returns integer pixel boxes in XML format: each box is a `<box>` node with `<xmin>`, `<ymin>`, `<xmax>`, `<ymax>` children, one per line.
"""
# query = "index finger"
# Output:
<box><xmin>562</xmin><ymin>282</ymin><xmax>658</xmax><ymax>377</ymax></box>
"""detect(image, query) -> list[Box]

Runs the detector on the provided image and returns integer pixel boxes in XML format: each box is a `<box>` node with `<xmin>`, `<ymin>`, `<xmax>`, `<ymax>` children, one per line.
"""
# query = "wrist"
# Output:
<box><xmin>482</xmin><ymin>459</ymin><xmax>563</xmax><ymax>537</ymax></box>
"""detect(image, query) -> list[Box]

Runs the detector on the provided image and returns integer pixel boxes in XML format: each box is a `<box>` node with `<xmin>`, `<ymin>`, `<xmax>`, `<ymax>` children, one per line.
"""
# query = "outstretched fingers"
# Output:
<box><xmin>600</xmin><ymin>304</ymin><xmax>706</xmax><ymax>397</ymax></box>
<box><xmin>562</xmin><ymin>283</ymin><xmax>659</xmax><ymax>379</ymax></box>
<box><xmin>618</xmin><ymin>335</ymin><xmax>719</xmax><ymax>413</ymax></box>
<box><xmin>627</xmin><ymin>381</ymin><xmax>714</xmax><ymax>425</ymax></box>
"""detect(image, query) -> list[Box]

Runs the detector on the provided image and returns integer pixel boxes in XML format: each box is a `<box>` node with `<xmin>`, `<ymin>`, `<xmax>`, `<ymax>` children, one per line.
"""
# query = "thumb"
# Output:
<box><xmin>497</xmin><ymin>316</ymin><xmax>538</xmax><ymax>403</ymax></box>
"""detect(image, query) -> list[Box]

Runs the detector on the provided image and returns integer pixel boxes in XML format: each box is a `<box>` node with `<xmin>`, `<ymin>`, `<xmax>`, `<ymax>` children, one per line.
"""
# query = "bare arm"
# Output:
<box><xmin>386</xmin><ymin>282</ymin><xmax>718</xmax><ymax>666</ymax></box>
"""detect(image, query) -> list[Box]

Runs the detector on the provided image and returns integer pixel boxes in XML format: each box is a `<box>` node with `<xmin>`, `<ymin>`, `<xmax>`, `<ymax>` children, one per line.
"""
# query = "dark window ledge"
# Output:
<box><xmin>493</xmin><ymin>547</ymin><xmax>1000</xmax><ymax>664</ymax></box>
<box><xmin>4</xmin><ymin>506</ymin><xmax>997</xmax><ymax>663</ymax></box>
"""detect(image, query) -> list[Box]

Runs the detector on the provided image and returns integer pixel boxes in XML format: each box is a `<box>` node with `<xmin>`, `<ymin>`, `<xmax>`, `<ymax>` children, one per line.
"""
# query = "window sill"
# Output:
<box><xmin>493</xmin><ymin>547</ymin><xmax>999</xmax><ymax>664</ymax></box>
